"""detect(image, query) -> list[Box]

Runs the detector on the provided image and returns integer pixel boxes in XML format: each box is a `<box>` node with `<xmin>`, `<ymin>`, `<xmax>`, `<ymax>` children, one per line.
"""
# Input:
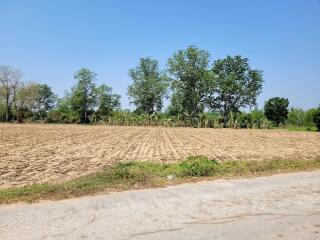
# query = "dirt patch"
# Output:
<box><xmin>0</xmin><ymin>124</ymin><xmax>319</xmax><ymax>188</ymax></box>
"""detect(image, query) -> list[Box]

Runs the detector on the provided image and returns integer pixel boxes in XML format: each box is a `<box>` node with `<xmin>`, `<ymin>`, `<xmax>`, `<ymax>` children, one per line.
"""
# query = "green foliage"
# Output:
<box><xmin>45</xmin><ymin>110</ymin><xmax>63</xmax><ymax>123</ymax></box>
<box><xmin>304</xmin><ymin>108</ymin><xmax>317</xmax><ymax>127</ymax></box>
<box><xmin>14</xmin><ymin>82</ymin><xmax>40</xmax><ymax>123</ymax></box>
<box><xmin>105</xmin><ymin>162</ymin><xmax>150</xmax><ymax>185</ymax></box>
<box><xmin>166</xmin><ymin>91</ymin><xmax>184</xmax><ymax>116</ymax></box>
<box><xmin>313</xmin><ymin>106</ymin><xmax>320</xmax><ymax>131</ymax></box>
<box><xmin>248</xmin><ymin>108</ymin><xmax>271</xmax><ymax>129</ymax></box>
<box><xmin>48</xmin><ymin>68</ymin><xmax>121</xmax><ymax>124</ymax></box>
<box><xmin>71</xmin><ymin>68</ymin><xmax>97</xmax><ymax>123</ymax></box>
<box><xmin>237</xmin><ymin>112</ymin><xmax>253</xmax><ymax>128</ymax></box>
<box><xmin>196</xmin><ymin>112</ymin><xmax>222</xmax><ymax>128</ymax></box>
<box><xmin>286</xmin><ymin>125</ymin><xmax>317</xmax><ymax>132</ymax></box>
<box><xmin>96</xmin><ymin>84</ymin><xmax>121</xmax><ymax>117</ymax></box>
<box><xmin>128</xmin><ymin>57</ymin><xmax>168</xmax><ymax>114</ymax></box>
<box><xmin>205</xmin><ymin>56</ymin><xmax>263</xmax><ymax>127</ymax></box>
<box><xmin>45</xmin><ymin>94</ymin><xmax>80</xmax><ymax>123</ymax></box>
<box><xmin>285</xmin><ymin>107</ymin><xmax>318</xmax><ymax>129</ymax></box>
<box><xmin>33</xmin><ymin>84</ymin><xmax>57</xmax><ymax>120</ymax></box>
<box><xmin>264</xmin><ymin>97</ymin><xmax>289</xmax><ymax>127</ymax></box>
<box><xmin>46</xmin><ymin>110</ymin><xmax>79</xmax><ymax>124</ymax></box>
<box><xmin>74</xmin><ymin>107</ymin><xmax>275</xmax><ymax>129</ymax></box>
<box><xmin>0</xmin><ymin>81</ymin><xmax>50</xmax><ymax>122</ymax></box>
<box><xmin>167</xmin><ymin>46</ymin><xmax>210</xmax><ymax>124</ymax></box>
<box><xmin>250</xmin><ymin>108</ymin><xmax>265</xmax><ymax>123</ymax></box>
<box><xmin>0</xmin><ymin>102</ymin><xmax>6</xmax><ymax>121</ymax></box>
<box><xmin>216</xmin><ymin>109</ymin><xmax>271</xmax><ymax>129</ymax></box>
<box><xmin>287</xmin><ymin>108</ymin><xmax>305</xmax><ymax>126</ymax></box>
<box><xmin>37</xmin><ymin>84</ymin><xmax>56</xmax><ymax>111</ymax></box>
<box><xmin>178</xmin><ymin>156</ymin><xmax>219</xmax><ymax>177</ymax></box>
<box><xmin>2</xmin><ymin>54</ymin><xmax>318</xmax><ymax>128</ymax></box>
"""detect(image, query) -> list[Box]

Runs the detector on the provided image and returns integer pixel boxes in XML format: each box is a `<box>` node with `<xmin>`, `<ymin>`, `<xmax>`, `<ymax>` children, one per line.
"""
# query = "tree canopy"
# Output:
<box><xmin>71</xmin><ymin>68</ymin><xmax>97</xmax><ymax>123</ymax></box>
<box><xmin>205</xmin><ymin>56</ymin><xmax>263</xmax><ymax>126</ymax></box>
<box><xmin>33</xmin><ymin>84</ymin><xmax>57</xmax><ymax>119</ymax></box>
<box><xmin>313</xmin><ymin>106</ymin><xmax>320</xmax><ymax>131</ymax></box>
<box><xmin>96</xmin><ymin>84</ymin><xmax>121</xmax><ymax>116</ymax></box>
<box><xmin>1</xmin><ymin>46</ymin><xmax>318</xmax><ymax>129</ymax></box>
<box><xmin>264</xmin><ymin>97</ymin><xmax>289</xmax><ymax>126</ymax></box>
<box><xmin>167</xmin><ymin>46</ymin><xmax>210</xmax><ymax>123</ymax></box>
<box><xmin>128</xmin><ymin>57</ymin><xmax>168</xmax><ymax>114</ymax></box>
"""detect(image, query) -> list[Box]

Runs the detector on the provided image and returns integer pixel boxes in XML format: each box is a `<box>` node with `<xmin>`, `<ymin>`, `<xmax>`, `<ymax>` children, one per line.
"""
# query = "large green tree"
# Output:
<box><xmin>96</xmin><ymin>84</ymin><xmax>121</xmax><ymax>116</ymax></box>
<box><xmin>205</xmin><ymin>56</ymin><xmax>263</xmax><ymax>126</ymax></box>
<box><xmin>128</xmin><ymin>57</ymin><xmax>168</xmax><ymax>114</ymax></box>
<box><xmin>34</xmin><ymin>84</ymin><xmax>57</xmax><ymax>118</ymax></box>
<box><xmin>167</xmin><ymin>46</ymin><xmax>210</xmax><ymax>123</ymax></box>
<box><xmin>71</xmin><ymin>68</ymin><xmax>97</xmax><ymax>123</ymax></box>
<box><xmin>264</xmin><ymin>97</ymin><xmax>289</xmax><ymax>127</ymax></box>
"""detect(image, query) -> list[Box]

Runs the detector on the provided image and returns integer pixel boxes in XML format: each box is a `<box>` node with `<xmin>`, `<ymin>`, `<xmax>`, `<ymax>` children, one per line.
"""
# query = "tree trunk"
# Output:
<box><xmin>16</xmin><ymin>108</ymin><xmax>23</xmax><ymax>123</ymax></box>
<box><xmin>82</xmin><ymin>89</ymin><xmax>87</xmax><ymax>124</ymax></box>
<box><xmin>223</xmin><ymin>104</ymin><xmax>227</xmax><ymax>128</ymax></box>
<box><xmin>223</xmin><ymin>113</ymin><xmax>227</xmax><ymax>128</ymax></box>
<box><xmin>5</xmin><ymin>93</ymin><xmax>10</xmax><ymax>122</ymax></box>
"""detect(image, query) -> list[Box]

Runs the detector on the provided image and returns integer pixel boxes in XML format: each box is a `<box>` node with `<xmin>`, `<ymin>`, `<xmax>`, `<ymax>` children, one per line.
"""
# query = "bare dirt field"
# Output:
<box><xmin>0</xmin><ymin>123</ymin><xmax>319</xmax><ymax>188</ymax></box>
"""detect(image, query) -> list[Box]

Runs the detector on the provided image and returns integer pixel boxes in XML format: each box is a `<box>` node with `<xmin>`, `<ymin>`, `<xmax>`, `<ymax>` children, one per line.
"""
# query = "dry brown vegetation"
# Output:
<box><xmin>0</xmin><ymin>123</ymin><xmax>319</xmax><ymax>188</ymax></box>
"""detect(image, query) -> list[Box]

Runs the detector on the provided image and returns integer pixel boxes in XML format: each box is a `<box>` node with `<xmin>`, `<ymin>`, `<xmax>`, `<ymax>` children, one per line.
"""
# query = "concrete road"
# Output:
<box><xmin>1</xmin><ymin>171</ymin><xmax>320</xmax><ymax>240</ymax></box>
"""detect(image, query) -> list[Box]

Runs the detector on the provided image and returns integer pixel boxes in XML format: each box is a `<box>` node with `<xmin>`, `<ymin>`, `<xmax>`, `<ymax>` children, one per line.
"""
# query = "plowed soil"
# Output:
<box><xmin>1</xmin><ymin>124</ymin><xmax>319</xmax><ymax>188</ymax></box>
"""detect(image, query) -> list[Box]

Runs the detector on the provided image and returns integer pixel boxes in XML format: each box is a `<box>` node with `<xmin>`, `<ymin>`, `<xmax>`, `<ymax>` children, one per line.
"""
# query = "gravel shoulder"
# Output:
<box><xmin>1</xmin><ymin>170</ymin><xmax>320</xmax><ymax>240</ymax></box>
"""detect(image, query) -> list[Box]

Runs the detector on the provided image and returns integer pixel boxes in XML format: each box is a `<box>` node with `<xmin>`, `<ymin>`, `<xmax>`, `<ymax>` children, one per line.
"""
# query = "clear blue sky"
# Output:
<box><xmin>1</xmin><ymin>0</ymin><xmax>319</xmax><ymax>110</ymax></box>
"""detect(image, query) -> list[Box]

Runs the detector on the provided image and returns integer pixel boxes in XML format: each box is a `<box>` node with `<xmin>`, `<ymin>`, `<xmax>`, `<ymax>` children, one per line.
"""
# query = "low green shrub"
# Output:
<box><xmin>107</xmin><ymin>162</ymin><xmax>150</xmax><ymax>184</ymax></box>
<box><xmin>178</xmin><ymin>156</ymin><xmax>219</xmax><ymax>177</ymax></box>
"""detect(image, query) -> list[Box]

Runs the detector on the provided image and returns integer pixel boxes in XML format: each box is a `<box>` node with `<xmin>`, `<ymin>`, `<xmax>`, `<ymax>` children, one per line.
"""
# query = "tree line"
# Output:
<box><xmin>1</xmin><ymin>46</ymin><xmax>319</xmax><ymax>130</ymax></box>
<box><xmin>0</xmin><ymin>65</ymin><xmax>56</xmax><ymax>123</ymax></box>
